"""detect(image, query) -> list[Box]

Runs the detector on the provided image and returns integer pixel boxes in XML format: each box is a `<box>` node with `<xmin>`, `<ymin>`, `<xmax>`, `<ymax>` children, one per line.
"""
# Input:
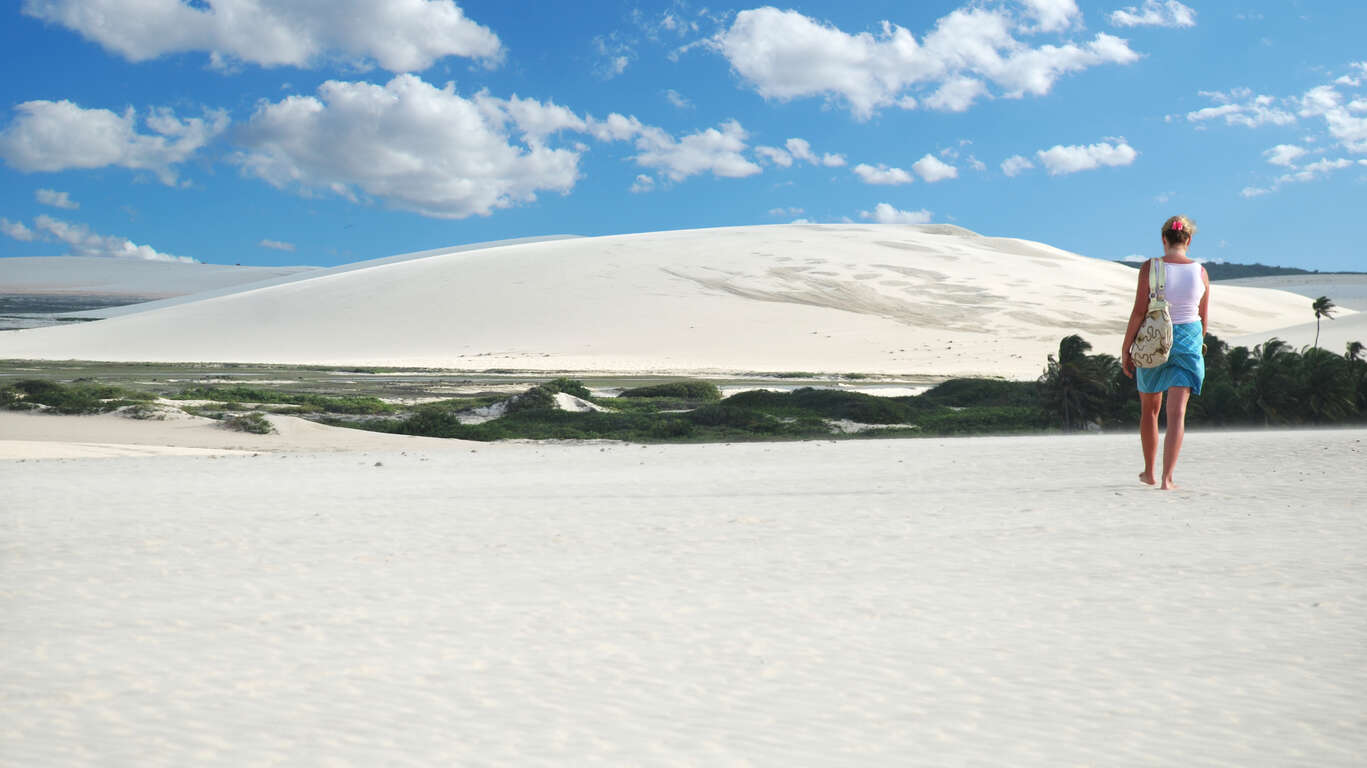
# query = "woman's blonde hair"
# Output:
<box><xmin>1162</xmin><ymin>214</ymin><xmax>1196</xmax><ymax>246</ymax></box>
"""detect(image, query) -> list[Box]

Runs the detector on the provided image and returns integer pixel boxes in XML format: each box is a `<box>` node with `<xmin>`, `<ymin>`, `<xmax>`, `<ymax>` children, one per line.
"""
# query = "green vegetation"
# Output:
<box><xmin>619</xmin><ymin>380</ymin><xmax>722</xmax><ymax>401</ymax></box>
<box><xmin>166</xmin><ymin>385</ymin><xmax>395</xmax><ymax>415</ymax></box>
<box><xmin>917</xmin><ymin>378</ymin><xmax>1040</xmax><ymax>408</ymax></box>
<box><xmin>6</xmin><ymin>335</ymin><xmax>1363</xmax><ymax>443</ymax></box>
<box><xmin>1</xmin><ymin>378</ymin><xmax>154</xmax><ymax>414</ymax></box>
<box><xmin>366</xmin><ymin>378</ymin><xmax>1049</xmax><ymax>442</ymax></box>
<box><xmin>121</xmin><ymin>403</ymin><xmax>167</xmax><ymax>420</ymax></box>
<box><xmin>1036</xmin><ymin>333</ymin><xmax>1367</xmax><ymax>430</ymax></box>
<box><xmin>221</xmin><ymin>412</ymin><xmax>275</xmax><ymax>434</ymax></box>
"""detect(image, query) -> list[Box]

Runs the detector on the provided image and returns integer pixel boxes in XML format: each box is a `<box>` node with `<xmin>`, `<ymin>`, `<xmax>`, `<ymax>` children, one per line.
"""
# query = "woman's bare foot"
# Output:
<box><xmin>1160</xmin><ymin>476</ymin><xmax>1177</xmax><ymax>490</ymax></box>
<box><xmin>1139</xmin><ymin>471</ymin><xmax>1156</xmax><ymax>486</ymax></box>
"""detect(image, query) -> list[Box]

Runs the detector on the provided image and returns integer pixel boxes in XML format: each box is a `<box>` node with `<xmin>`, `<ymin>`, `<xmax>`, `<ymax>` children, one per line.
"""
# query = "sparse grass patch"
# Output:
<box><xmin>120</xmin><ymin>403</ymin><xmax>167</xmax><ymax>420</ymax></box>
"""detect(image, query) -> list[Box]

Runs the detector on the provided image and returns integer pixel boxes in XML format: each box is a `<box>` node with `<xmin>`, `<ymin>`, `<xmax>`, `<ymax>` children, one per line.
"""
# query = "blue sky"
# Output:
<box><xmin>0</xmin><ymin>1</ymin><xmax>1363</xmax><ymax>271</ymax></box>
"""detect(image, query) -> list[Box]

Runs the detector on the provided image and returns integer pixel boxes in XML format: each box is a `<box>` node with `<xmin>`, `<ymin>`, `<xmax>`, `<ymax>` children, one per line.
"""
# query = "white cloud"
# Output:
<box><xmin>966</xmin><ymin>155</ymin><xmax>987</xmax><ymax>172</ymax></box>
<box><xmin>913</xmin><ymin>153</ymin><xmax>958</xmax><ymax>182</ymax></box>
<box><xmin>1299</xmin><ymin>84</ymin><xmax>1367</xmax><ymax>153</ymax></box>
<box><xmin>33</xmin><ymin>215</ymin><xmax>192</xmax><ymax>262</ymax></box>
<box><xmin>1110</xmin><ymin>1</ymin><xmax>1197</xmax><ymax>28</ymax></box>
<box><xmin>629</xmin><ymin>174</ymin><xmax>655</xmax><ymax>194</ymax></box>
<box><xmin>1019</xmin><ymin>0</ymin><xmax>1080</xmax><ymax>32</ymax></box>
<box><xmin>1182</xmin><ymin>91</ymin><xmax>1295</xmax><ymax>128</ymax></box>
<box><xmin>1177</xmin><ymin>65</ymin><xmax>1367</xmax><ymax>195</ymax></box>
<box><xmin>785</xmin><ymin>138</ymin><xmax>818</xmax><ymax>164</ymax></box>
<box><xmin>1</xmin><ymin>217</ymin><xmax>36</xmax><ymax>241</ymax></box>
<box><xmin>769</xmin><ymin>206</ymin><xmax>804</xmax><ymax>216</ymax></box>
<box><xmin>593</xmin><ymin>33</ymin><xmax>634</xmax><ymax>79</ymax></box>
<box><xmin>630</xmin><ymin>119</ymin><xmax>763</xmax><ymax>182</ymax></box>
<box><xmin>1122</xmin><ymin>254</ymin><xmax>1148</xmax><ymax>263</ymax></box>
<box><xmin>1001</xmin><ymin>154</ymin><xmax>1035</xmax><ymax>176</ymax></box>
<box><xmin>853</xmin><ymin>163</ymin><xmax>914</xmax><ymax>185</ymax></box>
<box><xmin>21</xmin><ymin>0</ymin><xmax>502</xmax><ymax>72</ymax></box>
<box><xmin>784</xmin><ymin>138</ymin><xmax>846</xmax><ymax>167</ymax></box>
<box><xmin>755</xmin><ymin>146</ymin><xmax>793</xmax><ymax>167</ymax></box>
<box><xmin>1241</xmin><ymin>154</ymin><xmax>1353</xmax><ymax>197</ymax></box>
<box><xmin>861</xmin><ymin>203</ymin><xmax>932</xmax><ymax>225</ymax></box>
<box><xmin>259</xmin><ymin>239</ymin><xmax>295</xmax><ymax>252</ymax></box>
<box><xmin>711</xmin><ymin>6</ymin><xmax>1139</xmax><ymax>120</ymax></box>
<box><xmin>235</xmin><ymin>75</ymin><xmax>585</xmax><ymax>220</ymax></box>
<box><xmin>586</xmin><ymin>113</ymin><xmax>646</xmax><ymax>143</ymax></box>
<box><xmin>0</xmin><ymin>100</ymin><xmax>227</xmax><ymax>185</ymax></box>
<box><xmin>1263</xmin><ymin>144</ymin><xmax>1307</xmax><ymax>167</ymax></box>
<box><xmin>665</xmin><ymin>89</ymin><xmax>693</xmax><ymax>109</ymax></box>
<box><xmin>923</xmin><ymin>77</ymin><xmax>988</xmax><ymax>112</ymax></box>
<box><xmin>1281</xmin><ymin>157</ymin><xmax>1352</xmax><ymax>183</ymax></box>
<box><xmin>36</xmin><ymin>188</ymin><xmax>78</xmax><ymax>209</ymax></box>
<box><xmin>1035</xmin><ymin>139</ymin><xmax>1138</xmax><ymax>174</ymax></box>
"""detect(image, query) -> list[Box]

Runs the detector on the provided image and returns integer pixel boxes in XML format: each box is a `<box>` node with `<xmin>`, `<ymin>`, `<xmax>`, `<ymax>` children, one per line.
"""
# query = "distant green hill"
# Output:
<box><xmin>1115</xmin><ymin>261</ymin><xmax>1365</xmax><ymax>279</ymax></box>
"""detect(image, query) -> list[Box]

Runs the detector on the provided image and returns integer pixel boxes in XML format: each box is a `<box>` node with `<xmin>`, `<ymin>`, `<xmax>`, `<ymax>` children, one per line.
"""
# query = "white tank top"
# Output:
<box><xmin>1161</xmin><ymin>261</ymin><xmax>1205</xmax><ymax>324</ymax></box>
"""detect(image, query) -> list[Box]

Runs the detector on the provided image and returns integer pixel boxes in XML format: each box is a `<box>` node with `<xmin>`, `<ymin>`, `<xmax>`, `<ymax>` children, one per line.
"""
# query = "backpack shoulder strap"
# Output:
<box><xmin>1148</xmin><ymin>258</ymin><xmax>1168</xmax><ymax>310</ymax></box>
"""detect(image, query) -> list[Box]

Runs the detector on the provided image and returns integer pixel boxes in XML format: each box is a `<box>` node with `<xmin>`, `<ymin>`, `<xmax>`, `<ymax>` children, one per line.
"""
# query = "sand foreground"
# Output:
<box><xmin>3</xmin><ymin>428</ymin><xmax>1364</xmax><ymax>766</ymax></box>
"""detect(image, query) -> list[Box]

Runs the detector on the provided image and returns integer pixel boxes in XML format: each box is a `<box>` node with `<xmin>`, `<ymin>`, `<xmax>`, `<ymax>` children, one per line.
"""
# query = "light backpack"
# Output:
<box><xmin>1129</xmin><ymin>258</ymin><xmax>1173</xmax><ymax>368</ymax></box>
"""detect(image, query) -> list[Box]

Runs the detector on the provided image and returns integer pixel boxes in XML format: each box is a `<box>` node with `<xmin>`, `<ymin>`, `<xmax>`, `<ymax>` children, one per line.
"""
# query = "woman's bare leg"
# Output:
<box><xmin>1138</xmin><ymin>391</ymin><xmax>1162</xmax><ymax>485</ymax></box>
<box><xmin>1161</xmin><ymin>386</ymin><xmax>1191</xmax><ymax>490</ymax></box>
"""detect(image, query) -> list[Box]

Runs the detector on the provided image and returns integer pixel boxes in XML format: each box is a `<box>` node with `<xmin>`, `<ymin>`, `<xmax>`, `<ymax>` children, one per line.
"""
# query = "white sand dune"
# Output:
<box><xmin>1217</xmin><ymin>274</ymin><xmax>1367</xmax><ymax>311</ymax></box>
<box><xmin>1217</xmin><ymin>275</ymin><xmax>1367</xmax><ymax>352</ymax></box>
<box><xmin>0</xmin><ymin>225</ymin><xmax>1319</xmax><ymax>378</ymax></box>
<box><xmin>1229</xmin><ymin>311</ymin><xmax>1367</xmax><ymax>353</ymax></box>
<box><xmin>48</xmin><ymin>235</ymin><xmax>577</xmax><ymax>320</ymax></box>
<box><xmin>0</xmin><ymin>256</ymin><xmax>318</xmax><ymax>299</ymax></box>
<box><xmin>4</xmin><ymin>428</ymin><xmax>1364</xmax><ymax>765</ymax></box>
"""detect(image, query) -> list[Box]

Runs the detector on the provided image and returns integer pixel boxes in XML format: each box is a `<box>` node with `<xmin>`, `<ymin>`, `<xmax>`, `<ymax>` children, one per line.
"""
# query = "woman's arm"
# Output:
<box><xmin>1120</xmin><ymin>261</ymin><xmax>1151</xmax><ymax>377</ymax></box>
<box><xmin>1198</xmin><ymin>266</ymin><xmax>1211</xmax><ymax>337</ymax></box>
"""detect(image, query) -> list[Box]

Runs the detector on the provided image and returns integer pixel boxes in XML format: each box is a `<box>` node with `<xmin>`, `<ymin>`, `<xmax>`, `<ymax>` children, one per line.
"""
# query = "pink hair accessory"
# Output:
<box><xmin>1172</xmin><ymin>220</ymin><xmax>1183</xmax><ymax>231</ymax></box>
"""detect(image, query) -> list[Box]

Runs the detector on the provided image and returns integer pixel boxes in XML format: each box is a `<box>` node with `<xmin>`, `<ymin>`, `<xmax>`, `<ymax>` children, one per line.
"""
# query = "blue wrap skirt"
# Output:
<box><xmin>1137</xmin><ymin>321</ymin><xmax>1204</xmax><ymax>395</ymax></box>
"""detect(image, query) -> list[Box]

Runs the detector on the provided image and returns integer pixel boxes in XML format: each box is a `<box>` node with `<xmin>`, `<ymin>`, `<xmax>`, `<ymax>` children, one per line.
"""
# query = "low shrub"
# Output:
<box><xmin>504</xmin><ymin>384</ymin><xmax>558</xmax><ymax>414</ymax></box>
<box><xmin>168</xmin><ymin>385</ymin><xmax>394</xmax><ymax>415</ymax></box>
<box><xmin>912</xmin><ymin>406</ymin><xmax>1052</xmax><ymax>435</ymax></box>
<box><xmin>121</xmin><ymin>403</ymin><xmax>167</xmax><ymax>420</ymax></box>
<box><xmin>545</xmin><ymin>377</ymin><xmax>592</xmax><ymax>399</ymax></box>
<box><xmin>221</xmin><ymin>412</ymin><xmax>275</xmax><ymax>434</ymax></box>
<box><xmin>723</xmin><ymin>387</ymin><xmax>921</xmax><ymax>424</ymax></box>
<box><xmin>686</xmin><ymin>404</ymin><xmax>780</xmax><ymax>431</ymax></box>
<box><xmin>1</xmin><ymin>379</ymin><xmax>154</xmax><ymax>414</ymax></box>
<box><xmin>619</xmin><ymin>380</ymin><xmax>722</xmax><ymax>401</ymax></box>
<box><xmin>916</xmin><ymin>378</ymin><xmax>1040</xmax><ymax>408</ymax></box>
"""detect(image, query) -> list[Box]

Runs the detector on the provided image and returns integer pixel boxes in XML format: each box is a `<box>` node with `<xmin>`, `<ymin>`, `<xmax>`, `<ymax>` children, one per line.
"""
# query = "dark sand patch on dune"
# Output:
<box><xmin>662</xmin><ymin>267</ymin><xmax>983</xmax><ymax>330</ymax></box>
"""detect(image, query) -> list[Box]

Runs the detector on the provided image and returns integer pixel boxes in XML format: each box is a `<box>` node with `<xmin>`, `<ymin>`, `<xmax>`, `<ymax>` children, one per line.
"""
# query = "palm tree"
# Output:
<box><xmin>1249</xmin><ymin>338</ymin><xmax>1300</xmax><ymax>425</ymax></box>
<box><xmin>1039</xmin><ymin>335</ymin><xmax>1115</xmax><ymax>431</ymax></box>
<box><xmin>1312</xmin><ymin>296</ymin><xmax>1336</xmax><ymax>350</ymax></box>
<box><xmin>1301</xmin><ymin>347</ymin><xmax>1356</xmax><ymax>423</ymax></box>
<box><xmin>1348</xmin><ymin>340</ymin><xmax>1365</xmax><ymax>362</ymax></box>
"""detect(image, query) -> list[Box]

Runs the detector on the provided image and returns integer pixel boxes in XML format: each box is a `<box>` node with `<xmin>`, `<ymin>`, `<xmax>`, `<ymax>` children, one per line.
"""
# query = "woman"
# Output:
<box><xmin>1121</xmin><ymin>215</ymin><xmax>1210</xmax><ymax>490</ymax></box>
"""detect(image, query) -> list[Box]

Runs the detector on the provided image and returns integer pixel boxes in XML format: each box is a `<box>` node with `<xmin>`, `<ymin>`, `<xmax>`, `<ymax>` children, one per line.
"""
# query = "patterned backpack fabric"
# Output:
<box><xmin>1130</xmin><ymin>258</ymin><xmax>1173</xmax><ymax>368</ymax></box>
